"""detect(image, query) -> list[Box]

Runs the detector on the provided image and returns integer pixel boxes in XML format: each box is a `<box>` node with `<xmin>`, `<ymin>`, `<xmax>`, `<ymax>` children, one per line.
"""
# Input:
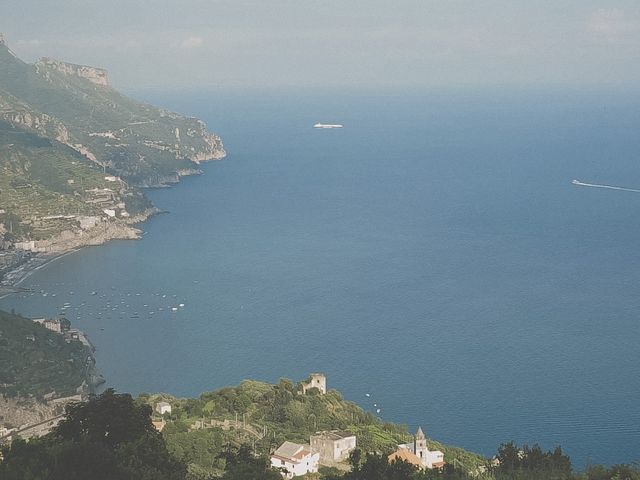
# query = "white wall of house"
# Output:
<box><xmin>424</xmin><ymin>450</ymin><xmax>445</xmax><ymax>468</ymax></box>
<box><xmin>334</xmin><ymin>436</ymin><xmax>356</xmax><ymax>460</ymax></box>
<box><xmin>271</xmin><ymin>452</ymin><xmax>319</xmax><ymax>478</ymax></box>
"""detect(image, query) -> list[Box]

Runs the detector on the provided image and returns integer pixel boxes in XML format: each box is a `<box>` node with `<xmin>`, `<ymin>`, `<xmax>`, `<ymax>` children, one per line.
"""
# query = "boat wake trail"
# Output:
<box><xmin>571</xmin><ymin>179</ymin><xmax>640</xmax><ymax>193</ymax></box>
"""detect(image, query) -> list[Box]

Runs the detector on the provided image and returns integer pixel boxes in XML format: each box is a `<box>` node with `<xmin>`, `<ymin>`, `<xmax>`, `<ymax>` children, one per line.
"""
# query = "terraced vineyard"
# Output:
<box><xmin>0</xmin><ymin>121</ymin><xmax>120</xmax><ymax>239</ymax></box>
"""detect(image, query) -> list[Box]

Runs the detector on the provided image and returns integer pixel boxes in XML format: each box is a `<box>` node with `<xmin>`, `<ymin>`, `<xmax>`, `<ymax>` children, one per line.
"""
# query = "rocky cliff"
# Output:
<box><xmin>0</xmin><ymin>34</ymin><xmax>225</xmax><ymax>253</ymax></box>
<box><xmin>0</xmin><ymin>34</ymin><xmax>225</xmax><ymax>186</ymax></box>
<box><xmin>36</xmin><ymin>58</ymin><xmax>109</xmax><ymax>86</ymax></box>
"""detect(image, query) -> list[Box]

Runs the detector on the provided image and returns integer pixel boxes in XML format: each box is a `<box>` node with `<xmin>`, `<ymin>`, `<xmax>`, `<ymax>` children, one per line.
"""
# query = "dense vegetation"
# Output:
<box><xmin>0</xmin><ymin>310</ymin><xmax>91</xmax><ymax>399</ymax></box>
<box><xmin>321</xmin><ymin>447</ymin><xmax>640</xmax><ymax>480</ymax></box>
<box><xmin>2</xmin><ymin>389</ymin><xmax>639</xmax><ymax>480</ymax></box>
<box><xmin>141</xmin><ymin>379</ymin><xmax>486</xmax><ymax>478</ymax></box>
<box><xmin>0</xmin><ymin>389</ymin><xmax>184</xmax><ymax>480</ymax></box>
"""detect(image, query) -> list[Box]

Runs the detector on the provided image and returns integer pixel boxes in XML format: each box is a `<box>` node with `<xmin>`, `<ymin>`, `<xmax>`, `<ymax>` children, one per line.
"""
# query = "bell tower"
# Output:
<box><xmin>414</xmin><ymin>426</ymin><xmax>428</xmax><ymax>462</ymax></box>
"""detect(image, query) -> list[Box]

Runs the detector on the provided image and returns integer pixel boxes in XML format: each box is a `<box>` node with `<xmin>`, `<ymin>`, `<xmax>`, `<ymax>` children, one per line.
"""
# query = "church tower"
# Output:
<box><xmin>414</xmin><ymin>426</ymin><xmax>428</xmax><ymax>462</ymax></box>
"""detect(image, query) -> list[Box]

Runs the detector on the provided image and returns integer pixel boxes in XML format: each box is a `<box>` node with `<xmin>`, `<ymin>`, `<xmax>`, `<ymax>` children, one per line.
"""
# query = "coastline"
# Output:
<box><xmin>0</xmin><ymin>252</ymin><xmax>71</xmax><ymax>299</ymax></box>
<box><xmin>0</xmin><ymin>206</ymin><xmax>163</xmax><ymax>299</ymax></box>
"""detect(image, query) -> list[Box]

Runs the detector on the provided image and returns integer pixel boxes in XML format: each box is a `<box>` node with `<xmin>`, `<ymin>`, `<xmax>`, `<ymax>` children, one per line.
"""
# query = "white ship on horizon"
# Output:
<box><xmin>314</xmin><ymin>123</ymin><xmax>343</xmax><ymax>129</ymax></box>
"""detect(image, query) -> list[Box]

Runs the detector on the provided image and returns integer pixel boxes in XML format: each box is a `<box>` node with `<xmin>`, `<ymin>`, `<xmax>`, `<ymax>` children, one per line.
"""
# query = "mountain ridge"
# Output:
<box><xmin>0</xmin><ymin>34</ymin><xmax>225</xmax><ymax>259</ymax></box>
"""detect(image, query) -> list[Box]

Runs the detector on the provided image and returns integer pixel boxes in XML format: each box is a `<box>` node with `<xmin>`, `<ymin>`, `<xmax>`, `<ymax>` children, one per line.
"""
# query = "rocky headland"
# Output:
<box><xmin>0</xmin><ymin>34</ymin><xmax>225</xmax><ymax>283</ymax></box>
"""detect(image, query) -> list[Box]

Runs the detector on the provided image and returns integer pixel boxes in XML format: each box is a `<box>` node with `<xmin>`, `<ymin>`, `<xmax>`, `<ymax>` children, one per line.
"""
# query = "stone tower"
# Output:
<box><xmin>302</xmin><ymin>373</ymin><xmax>327</xmax><ymax>395</ymax></box>
<box><xmin>414</xmin><ymin>426</ymin><xmax>428</xmax><ymax>461</ymax></box>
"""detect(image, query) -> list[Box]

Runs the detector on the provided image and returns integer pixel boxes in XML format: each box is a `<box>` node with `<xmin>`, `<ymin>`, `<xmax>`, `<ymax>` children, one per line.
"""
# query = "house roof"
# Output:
<box><xmin>311</xmin><ymin>430</ymin><xmax>355</xmax><ymax>441</ymax></box>
<box><xmin>151</xmin><ymin>420</ymin><xmax>166</xmax><ymax>432</ymax></box>
<box><xmin>388</xmin><ymin>449</ymin><xmax>423</xmax><ymax>468</ymax></box>
<box><xmin>273</xmin><ymin>441</ymin><xmax>313</xmax><ymax>462</ymax></box>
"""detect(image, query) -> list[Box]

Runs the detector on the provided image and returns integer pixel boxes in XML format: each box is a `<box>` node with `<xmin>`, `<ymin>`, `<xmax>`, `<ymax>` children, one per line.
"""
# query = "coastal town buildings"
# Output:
<box><xmin>78</xmin><ymin>216</ymin><xmax>100</xmax><ymax>230</ymax></box>
<box><xmin>310</xmin><ymin>430</ymin><xmax>357</xmax><ymax>463</ymax></box>
<box><xmin>391</xmin><ymin>427</ymin><xmax>445</xmax><ymax>469</ymax></box>
<box><xmin>301</xmin><ymin>373</ymin><xmax>326</xmax><ymax>395</ymax></box>
<box><xmin>0</xmin><ymin>426</ymin><xmax>16</xmax><ymax>438</ymax></box>
<box><xmin>271</xmin><ymin>441</ymin><xmax>319</xmax><ymax>479</ymax></box>
<box><xmin>66</xmin><ymin>329</ymin><xmax>93</xmax><ymax>349</ymax></box>
<box><xmin>32</xmin><ymin>318</ymin><xmax>62</xmax><ymax>333</ymax></box>
<box><xmin>155</xmin><ymin>401</ymin><xmax>172</xmax><ymax>415</ymax></box>
<box><xmin>14</xmin><ymin>241</ymin><xmax>35</xmax><ymax>251</ymax></box>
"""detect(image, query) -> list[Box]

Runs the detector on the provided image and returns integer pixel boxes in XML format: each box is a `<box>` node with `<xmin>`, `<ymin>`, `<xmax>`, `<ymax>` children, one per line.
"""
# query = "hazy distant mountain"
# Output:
<box><xmin>0</xmin><ymin>35</ymin><xmax>224</xmax><ymax>248</ymax></box>
<box><xmin>0</xmin><ymin>36</ymin><xmax>224</xmax><ymax>185</ymax></box>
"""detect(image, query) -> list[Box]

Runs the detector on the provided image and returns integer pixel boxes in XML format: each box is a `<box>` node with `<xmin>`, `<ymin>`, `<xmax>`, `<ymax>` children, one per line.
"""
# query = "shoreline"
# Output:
<box><xmin>0</xmin><ymin>207</ymin><xmax>164</xmax><ymax>299</ymax></box>
<box><xmin>0</xmin><ymin>145</ymin><xmax>224</xmax><ymax>299</ymax></box>
<box><xmin>0</xmin><ymin>252</ymin><xmax>71</xmax><ymax>299</ymax></box>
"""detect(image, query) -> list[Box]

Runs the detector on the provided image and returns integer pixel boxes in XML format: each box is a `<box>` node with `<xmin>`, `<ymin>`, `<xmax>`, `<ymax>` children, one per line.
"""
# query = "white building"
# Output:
<box><xmin>301</xmin><ymin>373</ymin><xmax>326</xmax><ymax>395</ymax></box>
<box><xmin>397</xmin><ymin>427</ymin><xmax>445</xmax><ymax>469</ymax></box>
<box><xmin>155</xmin><ymin>401</ymin><xmax>172</xmax><ymax>415</ymax></box>
<box><xmin>271</xmin><ymin>441</ymin><xmax>319</xmax><ymax>479</ymax></box>
<box><xmin>14</xmin><ymin>240</ymin><xmax>35</xmax><ymax>251</ymax></box>
<box><xmin>0</xmin><ymin>426</ymin><xmax>16</xmax><ymax>438</ymax></box>
<box><xmin>78</xmin><ymin>216</ymin><xmax>99</xmax><ymax>230</ymax></box>
<box><xmin>310</xmin><ymin>430</ymin><xmax>356</xmax><ymax>463</ymax></box>
<box><xmin>103</xmin><ymin>209</ymin><xmax>116</xmax><ymax>218</ymax></box>
<box><xmin>33</xmin><ymin>318</ymin><xmax>62</xmax><ymax>334</ymax></box>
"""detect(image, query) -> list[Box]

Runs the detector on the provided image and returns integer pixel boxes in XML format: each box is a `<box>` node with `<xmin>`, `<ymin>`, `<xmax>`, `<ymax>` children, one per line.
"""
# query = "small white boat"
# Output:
<box><xmin>314</xmin><ymin>123</ymin><xmax>343</xmax><ymax>129</ymax></box>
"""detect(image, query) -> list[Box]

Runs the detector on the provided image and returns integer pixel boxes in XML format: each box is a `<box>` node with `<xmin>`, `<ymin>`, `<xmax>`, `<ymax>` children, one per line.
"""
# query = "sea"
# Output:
<box><xmin>2</xmin><ymin>88</ymin><xmax>640</xmax><ymax>467</ymax></box>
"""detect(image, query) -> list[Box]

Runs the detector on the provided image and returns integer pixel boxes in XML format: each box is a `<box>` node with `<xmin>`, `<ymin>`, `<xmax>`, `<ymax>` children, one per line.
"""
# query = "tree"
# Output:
<box><xmin>387</xmin><ymin>458</ymin><xmax>419</xmax><ymax>480</ymax></box>
<box><xmin>218</xmin><ymin>444</ymin><xmax>281</xmax><ymax>480</ymax></box>
<box><xmin>0</xmin><ymin>389</ymin><xmax>185</xmax><ymax>480</ymax></box>
<box><xmin>492</xmin><ymin>442</ymin><xmax>572</xmax><ymax>480</ymax></box>
<box><xmin>59</xmin><ymin>317</ymin><xmax>71</xmax><ymax>332</ymax></box>
<box><xmin>348</xmin><ymin>448</ymin><xmax>363</xmax><ymax>474</ymax></box>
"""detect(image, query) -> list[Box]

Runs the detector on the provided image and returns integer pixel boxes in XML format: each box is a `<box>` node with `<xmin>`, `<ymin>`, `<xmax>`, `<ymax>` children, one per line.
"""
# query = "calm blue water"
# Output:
<box><xmin>3</xmin><ymin>89</ymin><xmax>640</xmax><ymax>467</ymax></box>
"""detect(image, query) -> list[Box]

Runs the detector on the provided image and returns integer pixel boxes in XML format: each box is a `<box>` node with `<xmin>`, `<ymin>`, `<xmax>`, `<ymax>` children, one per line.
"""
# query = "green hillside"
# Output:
<box><xmin>0</xmin><ymin>36</ymin><xmax>224</xmax><ymax>250</ymax></box>
<box><xmin>0</xmin><ymin>42</ymin><xmax>224</xmax><ymax>185</ymax></box>
<box><xmin>0</xmin><ymin>310</ymin><xmax>94</xmax><ymax>399</ymax></box>
<box><xmin>0</xmin><ymin>119</ymin><xmax>150</xmax><ymax>241</ymax></box>
<box><xmin>0</xmin><ymin>387</ymin><xmax>636</xmax><ymax>480</ymax></box>
<box><xmin>142</xmin><ymin>379</ymin><xmax>487</xmax><ymax>478</ymax></box>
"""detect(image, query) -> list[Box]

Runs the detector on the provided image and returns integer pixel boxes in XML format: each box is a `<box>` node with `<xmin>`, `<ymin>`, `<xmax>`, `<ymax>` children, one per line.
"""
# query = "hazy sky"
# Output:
<box><xmin>2</xmin><ymin>1</ymin><xmax>640</xmax><ymax>90</ymax></box>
